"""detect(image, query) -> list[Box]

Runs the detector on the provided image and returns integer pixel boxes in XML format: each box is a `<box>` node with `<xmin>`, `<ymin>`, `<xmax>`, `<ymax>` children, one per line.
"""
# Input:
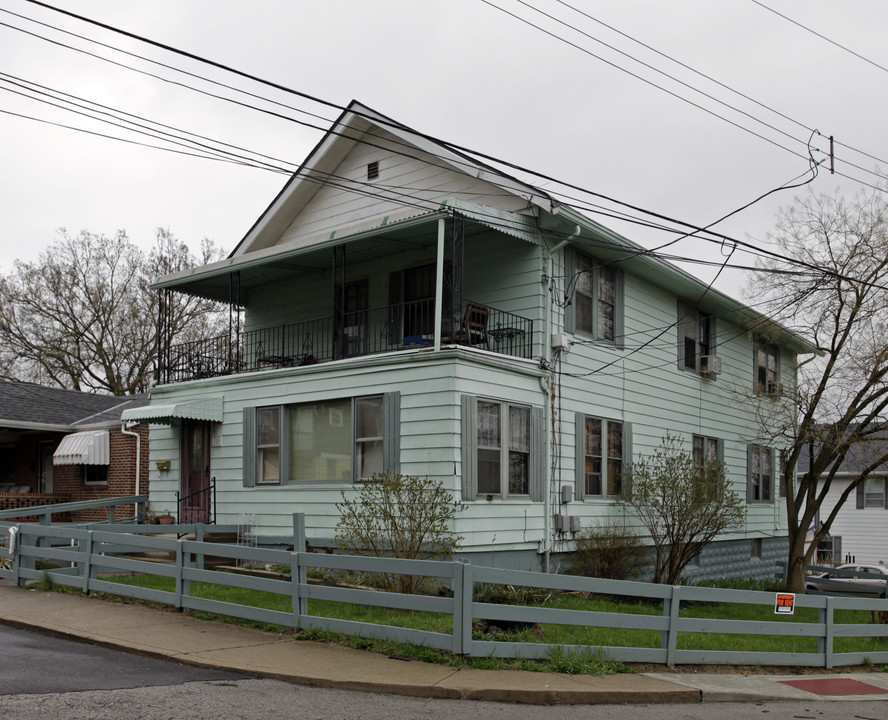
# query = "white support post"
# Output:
<box><xmin>433</xmin><ymin>218</ymin><xmax>445</xmax><ymax>352</ymax></box>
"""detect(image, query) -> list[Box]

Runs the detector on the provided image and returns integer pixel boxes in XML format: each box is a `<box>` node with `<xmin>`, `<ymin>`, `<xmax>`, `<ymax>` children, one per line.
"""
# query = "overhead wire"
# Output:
<box><xmin>7</xmin><ymin>1</ymin><xmax>887</xmax><ymax>291</ymax></box>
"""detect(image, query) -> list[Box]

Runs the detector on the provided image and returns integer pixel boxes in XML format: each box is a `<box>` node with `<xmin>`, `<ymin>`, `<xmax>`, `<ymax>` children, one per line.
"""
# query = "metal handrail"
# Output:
<box><xmin>175</xmin><ymin>478</ymin><xmax>216</xmax><ymax>525</ymax></box>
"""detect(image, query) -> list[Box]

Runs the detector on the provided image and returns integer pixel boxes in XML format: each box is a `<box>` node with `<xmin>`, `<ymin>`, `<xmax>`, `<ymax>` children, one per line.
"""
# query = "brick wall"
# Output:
<box><xmin>51</xmin><ymin>425</ymin><xmax>150</xmax><ymax>523</ymax></box>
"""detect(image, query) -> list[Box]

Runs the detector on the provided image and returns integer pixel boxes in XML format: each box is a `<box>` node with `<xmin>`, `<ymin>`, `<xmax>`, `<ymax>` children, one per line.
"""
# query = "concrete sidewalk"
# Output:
<box><xmin>2</xmin><ymin>581</ymin><xmax>888</xmax><ymax>705</ymax></box>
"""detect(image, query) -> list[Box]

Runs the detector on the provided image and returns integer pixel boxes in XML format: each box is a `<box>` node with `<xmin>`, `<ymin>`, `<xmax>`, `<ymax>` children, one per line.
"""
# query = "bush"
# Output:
<box><xmin>571</xmin><ymin>520</ymin><xmax>648</xmax><ymax>580</ymax></box>
<box><xmin>335</xmin><ymin>472</ymin><xmax>465</xmax><ymax>594</ymax></box>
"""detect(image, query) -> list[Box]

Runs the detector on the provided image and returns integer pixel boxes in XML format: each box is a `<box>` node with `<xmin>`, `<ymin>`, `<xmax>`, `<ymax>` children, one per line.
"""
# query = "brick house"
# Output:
<box><xmin>0</xmin><ymin>380</ymin><xmax>150</xmax><ymax>523</ymax></box>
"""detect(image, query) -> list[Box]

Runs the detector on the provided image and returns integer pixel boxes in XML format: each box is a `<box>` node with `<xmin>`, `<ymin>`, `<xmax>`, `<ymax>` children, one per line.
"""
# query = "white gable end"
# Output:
<box><xmin>272</xmin><ymin>127</ymin><xmax>536</xmax><ymax>251</ymax></box>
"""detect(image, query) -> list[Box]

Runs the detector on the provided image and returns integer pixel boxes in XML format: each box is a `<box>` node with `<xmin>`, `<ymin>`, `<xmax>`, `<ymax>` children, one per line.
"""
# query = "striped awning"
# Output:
<box><xmin>120</xmin><ymin>397</ymin><xmax>223</xmax><ymax>425</ymax></box>
<box><xmin>53</xmin><ymin>430</ymin><xmax>110</xmax><ymax>465</ymax></box>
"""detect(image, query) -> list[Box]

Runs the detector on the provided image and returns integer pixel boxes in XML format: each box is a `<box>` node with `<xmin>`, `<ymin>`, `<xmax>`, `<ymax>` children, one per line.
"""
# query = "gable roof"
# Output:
<box><xmin>0</xmin><ymin>380</ymin><xmax>148</xmax><ymax>431</ymax></box>
<box><xmin>152</xmin><ymin>99</ymin><xmax>816</xmax><ymax>356</ymax></box>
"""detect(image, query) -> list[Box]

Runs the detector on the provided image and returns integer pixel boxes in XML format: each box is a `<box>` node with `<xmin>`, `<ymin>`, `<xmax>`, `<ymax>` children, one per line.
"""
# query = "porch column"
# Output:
<box><xmin>433</xmin><ymin>218</ymin><xmax>445</xmax><ymax>352</ymax></box>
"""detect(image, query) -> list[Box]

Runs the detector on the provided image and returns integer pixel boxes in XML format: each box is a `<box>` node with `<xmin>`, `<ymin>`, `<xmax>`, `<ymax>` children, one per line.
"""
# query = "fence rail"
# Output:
<box><xmin>2</xmin><ymin>515</ymin><xmax>888</xmax><ymax>668</ymax></box>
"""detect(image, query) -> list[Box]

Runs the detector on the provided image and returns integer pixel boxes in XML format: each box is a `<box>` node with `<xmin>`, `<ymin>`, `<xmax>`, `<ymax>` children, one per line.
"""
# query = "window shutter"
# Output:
<box><xmin>768</xmin><ymin>448</ymin><xmax>776</xmax><ymax>503</ymax></box>
<box><xmin>575</xmin><ymin>413</ymin><xmax>586</xmax><ymax>501</ymax></box>
<box><xmin>613</xmin><ymin>270</ymin><xmax>625</xmax><ymax>349</ymax></box>
<box><xmin>530</xmin><ymin>406</ymin><xmax>546</xmax><ymax>502</ymax></box>
<box><xmin>563</xmin><ymin>247</ymin><xmax>576</xmax><ymax>334</ymax></box>
<box><xmin>884</xmin><ymin>478</ymin><xmax>887</xmax><ymax>510</ymax></box>
<box><xmin>388</xmin><ymin>271</ymin><xmax>403</xmax><ymax>344</ymax></box>
<box><xmin>746</xmin><ymin>444</ymin><xmax>754</xmax><ymax>502</ymax></box>
<box><xmin>857</xmin><ymin>480</ymin><xmax>865</xmax><ymax>509</ymax></box>
<box><xmin>242</xmin><ymin>406</ymin><xmax>256</xmax><ymax>487</ymax></box>
<box><xmin>383</xmin><ymin>391</ymin><xmax>401</xmax><ymax>475</ymax></box>
<box><xmin>621</xmin><ymin>421</ymin><xmax>633</xmax><ymax>496</ymax></box>
<box><xmin>460</xmin><ymin>395</ymin><xmax>477</xmax><ymax>501</ymax></box>
<box><xmin>716</xmin><ymin>438</ymin><xmax>725</xmax><ymax>464</ymax></box>
<box><xmin>708</xmin><ymin>315</ymin><xmax>717</xmax><ymax>357</ymax></box>
<box><xmin>833</xmin><ymin>536</ymin><xmax>842</xmax><ymax>564</ymax></box>
<box><xmin>676</xmin><ymin>299</ymin><xmax>686</xmax><ymax>371</ymax></box>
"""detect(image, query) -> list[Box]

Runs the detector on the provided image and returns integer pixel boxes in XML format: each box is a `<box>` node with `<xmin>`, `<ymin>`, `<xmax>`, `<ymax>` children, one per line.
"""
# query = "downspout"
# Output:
<box><xmin>540</xmin><ymin>224</ymin><xmax>580</xmax><ymax>573</ymax></box>
<box><xmin>121</xmin><ymin>423</ymin><xmax>141</xmax><ymax>519</ymax></box>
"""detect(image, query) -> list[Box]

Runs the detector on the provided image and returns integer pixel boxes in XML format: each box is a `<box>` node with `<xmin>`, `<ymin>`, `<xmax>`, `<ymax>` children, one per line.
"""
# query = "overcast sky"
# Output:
<box><xmin>1</xmin><ymin>0</ymin><xmax>885</xmax><ymax>301</ymax></box>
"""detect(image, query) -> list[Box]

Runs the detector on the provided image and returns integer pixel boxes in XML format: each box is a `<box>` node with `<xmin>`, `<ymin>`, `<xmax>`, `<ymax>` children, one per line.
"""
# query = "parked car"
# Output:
<box><xmin>806</xmin><ymin>563</ymin><xmax>888</xmax><ymax>597</ymax></box>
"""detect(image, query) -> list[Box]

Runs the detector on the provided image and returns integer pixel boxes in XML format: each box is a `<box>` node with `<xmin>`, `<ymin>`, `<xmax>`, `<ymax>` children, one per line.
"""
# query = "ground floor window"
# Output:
<box><xmin>84</xmin><ymin>465</ymin><xmax>108</xmax><ymax>485</ymax></box>
<box><xmin>747</xmin><ymin>445</ymin><xmax>774</xmax><ymax>503</ymax></box>
<box><xmin>575</xmin><ymin>414</ymin><xmax>630</xmax><ymax>499</ymax></box>
<box><xmin>243</xmin><ymin>392</ymin><xmax>399</xmax><ymax>486</ymax></box>
<box><xmin>461</xmin><ymin>396</ymin><xmax>544</xmax><ymax>501</ymax></box>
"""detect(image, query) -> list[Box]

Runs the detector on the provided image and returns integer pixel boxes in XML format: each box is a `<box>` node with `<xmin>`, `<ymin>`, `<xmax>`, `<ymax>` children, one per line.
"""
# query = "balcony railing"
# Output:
<box><xmin>159</xmin><ymin>300</ymin><xmax>533</xmax><ymax>384</ymax></box>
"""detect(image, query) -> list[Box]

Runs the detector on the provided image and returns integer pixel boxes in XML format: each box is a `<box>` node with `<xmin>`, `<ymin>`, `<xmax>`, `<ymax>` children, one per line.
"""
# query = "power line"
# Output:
<box><xmin>750</xmin><ymin>0</ymin><xmax>888</xmax><ymax>76</ymax></box>
<box><xmin>10</xmin><ymin>1</ymin><xmax>885</xmax><ymax>290</ymax></box>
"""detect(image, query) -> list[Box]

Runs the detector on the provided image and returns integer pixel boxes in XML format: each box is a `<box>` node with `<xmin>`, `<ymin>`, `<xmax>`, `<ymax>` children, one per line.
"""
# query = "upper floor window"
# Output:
<box><xmin>754</xmin><ymin>342</ymin><xmax>780</xmax><ymax>395</ymax></box>
<box><xmin>565</xmin><ymin>249</ymin><xmax>624</xmax><ymax>346</ymax></box>
<box><xmin>461</xmin><ymin>396</ymin><xmax>544</xmax><ymax>501</ymax></box>
<box><xmin>575</xmin><ymin>414</ymin><xmax>631</xmax><ymax>500</ymax></box>
<box><xmin>678</xmin><ymin>301</ymin><xmax>716</xmax><ymax>373</ymax></box>
<box><xmin>747</xmin><ymin>444</ymin><xmax>774</xmax><ymax>503</ymax></box>
<box><xmin>243</xmin><ymin>393</ymin><xmax>399</xmax><ymax>486</ymax></box>
<box><xmin>857</xmin><ymin>476</ymin><xmax>887</xmax><ymax>509</ymax></box>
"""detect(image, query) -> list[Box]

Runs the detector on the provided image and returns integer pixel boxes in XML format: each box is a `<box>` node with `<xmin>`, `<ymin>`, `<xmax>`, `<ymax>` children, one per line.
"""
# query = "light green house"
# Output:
<box><xmin>123</xmin><ymin>101</ymin><xmax>814</xmax><ymax>577</ymax></box>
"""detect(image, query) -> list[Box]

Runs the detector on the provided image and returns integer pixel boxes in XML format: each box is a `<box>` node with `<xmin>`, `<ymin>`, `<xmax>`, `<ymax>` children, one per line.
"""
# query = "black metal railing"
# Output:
<box><xmin>160</xmin><ymin>300</ymin><xmax>533</xmax><ymax>383</ymax></box>
<box><xmin>176</xmin><ymin>477</ymin><xmax>216</xmax><ymax>525</ymax></box>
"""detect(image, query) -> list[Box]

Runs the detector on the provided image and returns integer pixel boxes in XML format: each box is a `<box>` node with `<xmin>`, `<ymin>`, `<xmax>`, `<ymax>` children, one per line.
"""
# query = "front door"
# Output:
<box><xmin>181</xmin><ymin>421</ymin><xmax>211</xmax><ymax>523</ymax></box>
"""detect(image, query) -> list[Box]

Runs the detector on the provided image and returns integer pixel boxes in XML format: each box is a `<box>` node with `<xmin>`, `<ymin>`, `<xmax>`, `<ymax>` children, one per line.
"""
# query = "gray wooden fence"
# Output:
<box><xmin>2</xmin><ymin>515</ymin><xmax>888</xmax><ymax>668</ymax></box>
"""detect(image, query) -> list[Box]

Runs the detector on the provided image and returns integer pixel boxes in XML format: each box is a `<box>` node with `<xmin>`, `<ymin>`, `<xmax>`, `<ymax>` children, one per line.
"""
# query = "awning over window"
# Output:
<box><xmin>53</xmin><ymin>430</ymin><xmax>110</xmax><ymax>466</ymax></box>
<box><xmin>120</xmin><ymin>397</ymin><xmax>223</xmax><ymax>425</ymax></box>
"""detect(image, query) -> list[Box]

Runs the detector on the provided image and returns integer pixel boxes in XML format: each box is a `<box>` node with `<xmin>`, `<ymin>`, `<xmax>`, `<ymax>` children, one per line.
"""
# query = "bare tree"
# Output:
<box><xmin>749</xmin><ymin>187</ymin><xmax>888</xmax><ymax>592</ymax></box>
<box><xmin>0</xmin><ymin>228</ymin><xmax>225</xmax><ymax>395</ymax></box>
<box><xmin>617</xmin><ymin>434</ymin><xmax>746</xmax><ymax>585</ymax></box>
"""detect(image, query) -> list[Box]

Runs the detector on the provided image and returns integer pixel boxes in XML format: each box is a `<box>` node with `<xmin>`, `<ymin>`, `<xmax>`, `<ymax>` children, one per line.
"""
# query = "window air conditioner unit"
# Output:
<box><xmin>699</xmin><ymin>355</ymin><xmax>722</xmax><ymax>376</ymax></box>
<box><xmin>767</xmin><ymin>381</ymin><xmax>784</xmax><ymax>397</ymax></box>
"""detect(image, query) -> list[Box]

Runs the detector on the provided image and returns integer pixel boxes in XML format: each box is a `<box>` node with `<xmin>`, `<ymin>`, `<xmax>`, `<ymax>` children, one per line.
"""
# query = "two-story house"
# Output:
<box><xmin>123</xmin><ymin>101</ymin><xmax>814</xmax><ymax>579</ymax></box>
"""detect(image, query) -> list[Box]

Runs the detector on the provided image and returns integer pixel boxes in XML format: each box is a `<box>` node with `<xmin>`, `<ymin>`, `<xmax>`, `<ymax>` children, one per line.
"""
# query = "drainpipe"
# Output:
<box><xmin>121</xmin><ymin>423</ymin><xmax>141</xmax><ymax>519</ymax></box>
<box><xmin>540</xmin><ymin>224</ymin><xmax>580</xmax><ymax>573</ymax></box>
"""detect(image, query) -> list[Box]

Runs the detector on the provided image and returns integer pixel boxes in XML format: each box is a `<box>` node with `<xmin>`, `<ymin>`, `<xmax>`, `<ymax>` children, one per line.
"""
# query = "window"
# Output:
<box><xmin>256</xmin><ymin>406</ymin><xmax>281</xmax><ymax>484</ymax></box>
<box><xmin>461</xmin><ymin>396</ymin><xmax>544</xmax><ymax>500</ymax></box>
<box><xmin>857</xmin><ymin>476</ymin><xmax>887</xmax><ymax>509</ymax></box>
<box><xmin>747</xmin><ymin>445</ymin><xmax>774</xmax><ymax>503</ymax></box>
<box><xmin>693</xmin><ymin>435</ymin><xmax>723</xmax><ymax>501</ymax></box>
<box><xmin>565</xmin><ymin>249</ymin><xmax>624</xmax><ymax>346</ymax></box>
<box><xmin>678</xmin><ymin>302</ymin><xmax>715</xmax><ymax>373</ymax></box>
<box><xmin>575</xmin><ymin>415</ymin><xmax>630</xmax><ymax>499</ymax></box>
<box><xmin>84</xmin><ymin>465</ymin><xmax>108</xmax><ymax>485</ymax></box>
<box><xmin>243</xmin><ymin>393</ymin><xmax>399</xmax><ymax>486</ymax></box>
<box><xmin>754</xmin><ymin>342</ymin><xmax>780</xmax><ymax>395</ymax></box>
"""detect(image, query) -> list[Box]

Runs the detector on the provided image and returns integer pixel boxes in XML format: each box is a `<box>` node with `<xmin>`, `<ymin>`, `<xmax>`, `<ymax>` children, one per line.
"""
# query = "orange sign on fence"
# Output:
<box><xmin>775</xmin><ymin>592</ymin><xmax>796</xmax><ymax>615</ymax></box>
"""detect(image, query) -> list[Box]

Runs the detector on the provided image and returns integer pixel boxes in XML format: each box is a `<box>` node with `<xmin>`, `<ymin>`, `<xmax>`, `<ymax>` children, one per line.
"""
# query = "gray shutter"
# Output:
<box><xmin>614</xmin><ymin>269</ymin><xmax>625</xmax><ymax>349</ymax></box>
<box><xmin>746</xmin><ymin>444</ymin><xmax>754</xmax><ymax>502</ymax></box>
<box><xmin>622</xmin><ymin>421</ymin><xmax>632</xmax><ymax>496</ymax></box>
<box><xmin>242</xmin><ymin>406</ymin><xmax>256</xmax><ymax>487</ymax></box>
<box><xmin>857</xmin><ymin>480</ymin><xmax>865</xmax><ymax>509</ymax></box>
<box><xmin>530</xmin><ymin>406</ymin><xmax>546</xmax><ymax>502</ymax></box>
<box><xmin>768</xmin><ymin>448</ymin><xmax>776</xmax><ymax>503</ymax></box>
<box><xmin>383</xmin><ymin>391</ymin><xmax>401</xmax><ymax>475</ymax></box>
<box><xmin>676</xmin><ymin>299</ymin><xmax>686</xmax><ymax>371</ymax></box>
<box><xmin>564</xmin><ymin>247</ymin><xmax>576</xmax><ymax>334</ymax></box>
<box><xmin>833</xmin><ymin>536</ymin><xmax>842</xmax><ymax>564</ymax></box>
<box><xmin>884</xmin><ymin>478</ymin><xmax>887</xmax><ymax>509</ymax></box>
<box><xmin>709</xmin><ymin>314</ymin><xmax>717</xmax><ymax>357</ymax></box>
<box><xmin>575</xmin><ymin>413</ymin><xmax>586</xmax><ymax>501</ymax></box>
<box><xmin>460</xmin><ymin>395</ymin><xmax>477</xmax><ymax>501</ymax></box>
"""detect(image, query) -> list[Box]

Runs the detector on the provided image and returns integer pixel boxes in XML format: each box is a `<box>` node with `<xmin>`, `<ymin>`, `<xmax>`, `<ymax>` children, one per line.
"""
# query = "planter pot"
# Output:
<box><xmin>157</xmin><ymin>516</ymin><xmax>174</xmax><ymax>525</ymax></box>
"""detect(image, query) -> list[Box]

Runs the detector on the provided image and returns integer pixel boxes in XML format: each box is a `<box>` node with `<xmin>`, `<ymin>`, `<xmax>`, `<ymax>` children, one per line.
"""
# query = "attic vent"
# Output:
<box><xmin>367</xmin><ymin>161</ymin><xmax>379</xmax><ymax>180</ymax></box>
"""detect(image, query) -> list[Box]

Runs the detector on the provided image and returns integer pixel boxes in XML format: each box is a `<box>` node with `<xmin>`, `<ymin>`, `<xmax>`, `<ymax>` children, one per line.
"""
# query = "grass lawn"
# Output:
<box><xmin>100</xmin><ymin>572</ymin><xmax>888</xmax><ymax>667</ymax></box>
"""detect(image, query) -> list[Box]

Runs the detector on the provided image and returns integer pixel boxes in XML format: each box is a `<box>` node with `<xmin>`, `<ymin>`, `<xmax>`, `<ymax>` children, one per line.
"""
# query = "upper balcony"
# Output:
<box><xmin>159</xmin><ymin>298</ymin><xmax>534</xmax><ymax>384</ymax></box>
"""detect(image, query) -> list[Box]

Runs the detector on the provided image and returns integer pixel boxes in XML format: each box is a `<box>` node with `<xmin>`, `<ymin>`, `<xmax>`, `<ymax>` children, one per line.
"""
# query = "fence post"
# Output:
<box><xmin>663</xmin><ymin>585</ymin><xmax>681</xmax><ymax>667</ymax></box>
<box><xmin>292</xmin><ymin>513</ymin><xmax>307</xmax><ymax>628</ymax></box>
<box><xmin>11</xmin><ymin>525</ymin><xmax>22</xmax><ymax>587</ymax></box>
<box><xmin>824</xmin><ymin>595</ymin><xmax>835</xmax><ymax>669</ymax></box>
<box><xmin>456</xmin><ymin>560</ymin><xmax>473</xmax><ymax>657</ymax></box>
<box><xmin>82</xmin><ymin>531</ymin><xmax>94</xmax><ymax>595</ymax></box>
<box><xmin>195</xmin><ymin>525</ymin><xmax>205</xmax><ymax>571</ymax></box>
<box><xmin>175</xmin><ymin>538</ymin><xmax>185</xmax><ymax>611</ymax></box>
